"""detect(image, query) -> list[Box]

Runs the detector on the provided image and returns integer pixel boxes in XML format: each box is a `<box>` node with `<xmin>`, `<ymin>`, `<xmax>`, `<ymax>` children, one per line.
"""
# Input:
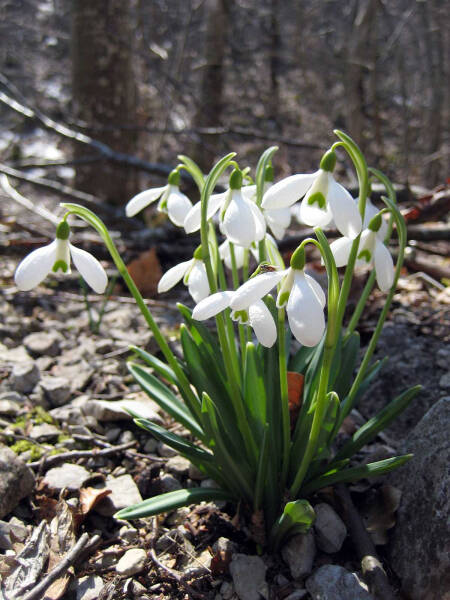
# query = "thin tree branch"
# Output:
<box><xmin>20</xmin><ymin>533</ymin><xmax>91</xmax><ymax>600</ymax></box>
<box><xmin>29</xmin><ymin>441</ymin><xmax>137</xmax><ymax>471</ymax></box>
<box><xmin>1</xmin><ymin>174</ymin><xmax>60</xmax><ymax>225</ymax></box>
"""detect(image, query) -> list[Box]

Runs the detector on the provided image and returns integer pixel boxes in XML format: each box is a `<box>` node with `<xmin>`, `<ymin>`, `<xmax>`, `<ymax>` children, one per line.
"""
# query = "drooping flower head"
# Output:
<box><xmin>14</xmin><ymin>220</ymin><xmax>108</xmax><ymax>293</ymax></box>
<box><xmin>193</xmin><ymin>290</ymin><xmax>277</xmax><ymax>348</ymax></box>
<box><xmin>330</xmin><ymin>211</ymin><xmax>394</xmax><ymax>292</ymax></box>
<box><xmin>157</xmin><ymin>245</ymin><xmax>210</xmax><ymax>303</ymax></box>
<box><xmin>262</xmin><ymin>150</ymin><xmax>362</xmax><ymax>240</ymax></box>
<box><xmin>184</xmin><ymin>168</ymin><xmax>266</xmax><ymax>248</ymax></box>
<box><xmin>126</xmin><ymin>169</ymin><xmax>192</xmax><ymax>227</ymax></box>
<box><xmin>229</xmin><ymin>248</ymin><xmax>326</xmax><ymax>347</ymax></box>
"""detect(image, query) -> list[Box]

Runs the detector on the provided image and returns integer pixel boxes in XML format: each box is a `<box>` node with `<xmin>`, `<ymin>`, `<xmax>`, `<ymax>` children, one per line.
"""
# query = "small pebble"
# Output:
<box><xmin>115</xmin><ymin>548</ymin><xmax>147</xmax><ymax>576</ymax></box>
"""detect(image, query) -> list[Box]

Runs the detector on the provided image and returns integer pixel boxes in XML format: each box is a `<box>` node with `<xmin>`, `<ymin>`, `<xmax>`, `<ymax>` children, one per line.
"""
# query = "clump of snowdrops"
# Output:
<box><xmin>15</xmin><ymin>131</ymin><xmax>419</xmax><ymax>550</ymax></box>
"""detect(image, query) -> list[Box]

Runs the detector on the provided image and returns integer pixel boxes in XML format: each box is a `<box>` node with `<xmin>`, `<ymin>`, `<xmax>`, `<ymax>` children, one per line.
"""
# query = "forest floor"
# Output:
<box><xmin>0</xmin><ymin>182</ymin><xmax>449</xmax><ymax>599</ymax></box>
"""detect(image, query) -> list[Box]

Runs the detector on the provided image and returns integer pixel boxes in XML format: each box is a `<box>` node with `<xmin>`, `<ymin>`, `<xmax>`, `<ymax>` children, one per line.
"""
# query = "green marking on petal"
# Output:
<box><xmin>307</xmin><ymin>192</ymin><xmax>326</xmax><ymax>209</ymax></box>
<box><xmin>277</xmin><ymin>290</ymin><xmax>290</xmax><ymax>307</ymax></box>
<box><xmin>52</xmin><ymin>260</ymin><xmax>68</xmax><ymax>273</ymax></box>
<box><xmin>357</xmin><ymin>249</ymin><xmax>372</xmax><ymax>263</ymax></box>
<box><xmin>232</xmin><ymin>309</ymin><xmax>248</xmax><ymax>324</ymax></box>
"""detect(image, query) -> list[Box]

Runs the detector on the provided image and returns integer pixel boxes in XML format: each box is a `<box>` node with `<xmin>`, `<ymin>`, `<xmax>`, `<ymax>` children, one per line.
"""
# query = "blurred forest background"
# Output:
<box><xmin>0</xmin><ymin>0</ymin><xmax>448</xmax><ymax>207</ymax></box>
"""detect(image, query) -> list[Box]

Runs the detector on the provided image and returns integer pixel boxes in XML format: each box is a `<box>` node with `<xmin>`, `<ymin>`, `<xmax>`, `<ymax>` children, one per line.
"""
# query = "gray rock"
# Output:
<box><xmin>40</xmin><ymin>376</ymin><xmax>71</xmax><ymax>406</ymax></box>
<box><xmin>95</xmin><ymin>474</ymin><xmax>143</xmax><ymax>516</ymax></box>
<box><xmin>23</xmin><ymin>331</ymin><xmax>60</xmax><ymax>357</ymax></box>
<box><xmin>43</xmin><ymin>463</ymin><xmax>91</xmax><ymax>491</ymax></box>
<box><xmin>11</xmin><ymin>361</ymin><xmax>40</xmax><ymax>393</ymax></box>
<box><xmin>0</xmin><ymin>445</ymin><xmax>35</xmax><ymax>518</ymax></box>
<box><xmin>159</xmin><ymin>473</ymin><xmax>183</xmax><ymax>492</ymax></box>
<box><xmin>115</xmin><ymin>548</ymin><xmax>147</xmax><ymax>576</ymax></box>
<box><xmin>313</xmin><ymin>503</ymin><xmax>347</xmax><ymax>553</ymax></box>
<box><xmin>143</xmin><ymin>438</ymin><xmax>158</xmax><ymax>453</ymax></box>
<box><xmin>157</xmin><ymin>442</ymin><xmax>177</xmax><ymax>457</ymax></box>
<box><xmin>118</xmin><ymin>430</ymin><xmax>135</xmax><ymax>444</ymax></box>
<box><xmin>282</xmin><ymin>531</ymin><xmax>316</xmax><ymax>580</ymax></box>
<box><xmin>51</xmin><ymin>361</ymin><xmax>94</xmax><ymax>393</ymax></box>
<box><xmin>439</xmin><ymin>372</ymin><xmax>450</xmax><ymax>390</ymax></box>
<box><xmin>76</xmin><ymin>575</ymin><xmax>105</xmax><ymax>600</ymax></box>
<box><xmin>0</xmin><ymin>399</ymin><xmax>20</xmax><ymax>416</ymax></box>
<box><xmin>0</xmin><ymin>391</ymin><xmax>24</xmax><ymax>403</ymax></box>
<box><xmin>0</xmin><ymin>517</ymin><xmax>28</xmax><ymax>550</ymax></box>
<box><xmin>284</xmin><ymin>591</ymin><xmax>308</xmax><ymax>600</ymax></box>
<box><xmin>105</xmin><ymin>427</ymin><xmax>122</xmax><ymax>443</ymax></box>
<box><xmin>436</xmin><ymin>348</ymin><xmax>450</xmax><ymax>369</ymax></box>
<box><xmin>82</xmin><ymin>398</ymin><xmax>162</xmax><ymax>423</ymax></box>
<box><xmin>29</xmin><ymin>423</ymin><xmax>60</xmax><ymax>442</ymax></box>
<box><xmin>118</xmin><ymin>525</ymin><xmax>139</xmax><ymax>544</ymax></box>
<box><xmin>166</xmin><ymin>455</ymin><xmax>191</xmax><ymax>477</ymax></box>
<box><xmin>49</xmin><ymin>404</ymin><xmax>84</xmax><ymax>424</ymax></box>
<box><xmin>306</xmin><ymin>565</ymin><xmax>374</xmax><ymax>600</ymax></box>
<box><xmin>220</xmin><ymin>581</ymin><xmax>235</xmax><ymax>600</ymax></box>
<box><xmin>388</xmin><ymin>397</ymin><xmax>450</xmax><ymax>600</ymax></box>
<box><xmin>229</xmin><ymin>554</ymin><xmax>267</xmax><ymax>600</ymax></box>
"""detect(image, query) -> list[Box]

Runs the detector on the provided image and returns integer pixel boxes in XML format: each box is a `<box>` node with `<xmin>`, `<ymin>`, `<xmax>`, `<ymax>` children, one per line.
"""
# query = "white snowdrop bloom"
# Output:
<box><xmin>193</xmin><ymin>290</ymin><xmax>277</xmax><ymax>348</ymax></box>
<box><xmin>230</xmin><ymin>249</ymin><xmax>326</xmax><ymax>347</ymax></box>
<box><xmin>14</xmin><ymin>221</ymin><xmax>108</xmax><ymax>294</ymax></box>
<box><xmin>262</xmin><ymin>150</ymin><xmax>362</xmax><ymax>239</ymax></box>
<box><xmin>219</xmin><ymin>240</ymin><xmax>246</xmax><ymax>270</ymax></box>
<box><xmin>363</xmin><ymin>199</ymin><xmax>388</xmax><ymax>239</ymax></box>
<box><xmin>126</xmin><ymin>170</ymin><xmax>192</xmax><ymax>228</ymax></box>
<box><xmin>157</xmin><ymin>249</ymin><xmax>210</xmax><ymax>303</ymax></box>
<box><xmin>242</xmin><ymin>181</ymin><xmax>292</xmax><ymax>240</ymax></box>
<box><xmin>330</xmin><ymin>214</ymin><xmax>394</xmax><ymax>292</ymax></box>
<box><xmin>184</xmin><ymin>171</ymin><xmax>266</xmax><ymax>248</ymax></box>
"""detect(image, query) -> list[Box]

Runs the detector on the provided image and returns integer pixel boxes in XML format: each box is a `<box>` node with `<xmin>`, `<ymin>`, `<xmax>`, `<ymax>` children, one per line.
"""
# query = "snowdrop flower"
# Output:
<box><xmin>219</xmin><ymin>240</ymin><xmax>246</xmax><ymax>270</ymax></box>
<box><xmin>242</xmin><ymin>172</ymin><xmax>292</xmax><ymax>240</ymax></box>
<box><xmin>126</xmin><ymin>170</ymin><xmax>192</xmax><ymax>227</ymax></box>
<box><xmin>157</xmin><ymin>247</ymin><xmax>210</xmax><ymax>303</ymax></box>
<box><xmin>330</xmin><ymin>212</ymin><xmax>394</xmax><ymax>292</ymax></box>
<box><xmin>363</xmin><ymin>199</ymin><xmax>388</xmax><ymax>239</ymax></box>
<box><xmin>193</xmin><ymin>290</ymin><xmax>277</xmax><ymax>348</ymax></box>
<box><xmin>15</xmin><ymin>221</ymin><xmax>108</xmax><ymax>293</ymax></box>
<box><xmin>262</xmin><ymin>150</ymin><xmax>362</xmax><ymax>239</ymax></box>
<box><xmin>230</xmin><ymin>249</ymin><xmax>326</xmax><ymax>347</ymax></box>
<box><xmin>184</xmin><ymin>170</ymin><xmax>266</xmax><ymax>248</ymax></box>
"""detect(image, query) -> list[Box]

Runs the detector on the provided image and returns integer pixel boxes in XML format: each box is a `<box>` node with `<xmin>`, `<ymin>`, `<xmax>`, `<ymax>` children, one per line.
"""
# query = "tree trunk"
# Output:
<box><xmin>191</xmin><ymin>0</ymin><xmax>230</xmax><ymax>172</ymax></box>
<box><xmin>267</xmin><ymin>0</ymin><xmax>282</xmax><ymax>131</ymax></box>
<box><xmin>71</xmin><ymin>0</ymin><xmax>138</xmax><ymax>205</ymax></box>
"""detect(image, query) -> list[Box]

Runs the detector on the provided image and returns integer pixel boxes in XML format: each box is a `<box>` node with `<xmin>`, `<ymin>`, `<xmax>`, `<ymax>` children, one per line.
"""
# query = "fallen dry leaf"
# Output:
<box><xmin>126</xmin><ymin>248</ymin><xmax>162</xmax><ymax>297</ymax></box>
<box><xmin>79</xmin><ymin>486</ymin><xmax>112</xmax><ymax>517</ymax></box>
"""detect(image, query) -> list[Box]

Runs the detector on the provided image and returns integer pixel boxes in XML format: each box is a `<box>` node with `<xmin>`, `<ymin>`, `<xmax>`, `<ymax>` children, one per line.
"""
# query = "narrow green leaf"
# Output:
<box><xmin>254</xmin><ymin>424</ymin><xmax>270</xmax><ymax>512</ymax></box>
<box><xmin>177</xmin><ymin>155</ymin><xmax>205</xmax><ymax>191</ymax></box>
<box><xmin>244</xmin><ymin>342</ymin><xmax>267</xmax><ymax>441</ymax></box>
<box><xmin>129</xmin><ymin>345</ymin><xmax>179</xmax><ymax>387</ymax></box>
<box><xmin>333</xmin><ymin>332</ymin><xmax>360</xmax><ymax>400</ymax></box>
<box><xmin>301</xmin><ymin>455</ymin><xmax>413</xmax><ymax>496</ymax></box>
<box><xmin>128</xmin><ymin>362</ymin><xmax>203</xmax><ymax>439</ymax></box>
<box><xmin>288</xmin><ymin>344</ymin><xmax>317</xmax><ymax>374</ymax></box>
<box><xmin>332</xmin><ymin>385</ymin><xmax>421</xmax><ymax>464</ymax></box>
<box><xmin>115</xmin><ymin>487</ymin><xmax>234</xmax><ymax>520</ymax></box>
<box><xmin>255</xmin><ymin>146</ymin><xmax>279</xmax><ymax>206</ymax></box>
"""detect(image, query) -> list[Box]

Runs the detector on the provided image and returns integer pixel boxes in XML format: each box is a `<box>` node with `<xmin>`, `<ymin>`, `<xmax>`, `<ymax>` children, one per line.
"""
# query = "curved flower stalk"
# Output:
<box><xmin>158</xmin><ymin>246</ymin><xmax>210</xmax><ymax>303</ymax></box>
<box><xmin>185</xmin><ymin>169</ymin><xmax>266</xmax><ymax>248</ymax></box>
<box><xmin>126</xmin><ymin>169</ymin><xmax>192</xmax><ymax>227</ymax></box>
<box><xmin>262</xmin><ymin>150</ymin><xmax>362</xmax><ymax>239</ymax></box>
<box><xmin>193</xmin><ymin>290</ymin><xmax>277</xmax><ymax>348</ymax></box>
<box><xmin>15</xmin><ymin>220</ymin><xmax>107</xmax><ymax>293</ymax></box>
<box><xmin>330</xmin><ymin>212</ymin><xmax>394</xmax><ymax>292</ymax></box>
<box><xmin>230</xmin><ymin>250</ymin><xmax>326</xmax><ymax>347</ymax></box>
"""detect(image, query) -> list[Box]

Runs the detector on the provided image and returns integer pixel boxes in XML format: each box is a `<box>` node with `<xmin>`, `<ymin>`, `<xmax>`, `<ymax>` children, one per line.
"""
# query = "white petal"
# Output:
<box><xmin>327</xmin><ymin>177</ymin><xmax>362</xmax><ymax>239</ymax></box>
<box><xmin>166</xmin><ymin>189</ymin><xmax>193</xmax><ymax>227</ymax></box>
<box><xmin>230</xmin><ymin>270</ymin><xmax>286</xmax><ymax>311</ymax></box>
<box><xmin>70</xmin><ymin>244</ymin><xmax>108</xmax><ymax>293</ymax></box>
<box><xmin>248</xmin><ymin>300</ymin><xmax>277</xmax><ymax>347</ymax></box>
<box><xmin>374</xmin><ymin>240</ymin><xmax>394</xmax><ymax>292</ymax></box>
<box><xmin>184</xmin><ymin>191</ymin><xmax>226</xmax><ymax>233</ymax></box>
<box><xmin>287</xmin><ymin>272</ymin><xmax>325</xmax><ymax>347</ymax></box>
<box><xmin>157</xmin><ymin>259</ymin><xmax>193</xmax><ymax>293</ymax></box>
<box><xmin>330</xmin><ymin>236</ymin><xmax>353</xmax><ymax>267</ymax></box>
<box><xmin>265</xmin><ymin>206</ymin><xmax>291</xmax><ymax>239</ymax></box>
<box><xmin>125</xmin><ymin>186</ymin><xmax>166</xmax><ymax>217</ymax></box>
<box><xmin>304</xmin><ymin>273</ymin><xmax>326</xmax><ymax>308</ymax></box>
<box><xmin>299</xmin><ymin>172</ymin><xmax>334</xmax><ymax>227</ymax></box>
<box><xmin>192</xmin><ymin>291</ymin><xmax>234</xmax><ymax>320</ymax></box>
<box><xmin>187</xmin><ymin>261</ymin><xmax>210</xmax><ymax>303</ymax></box>
<box><xmin>222</xmin><ymin>190</ymin><xmax>256</xmax><ymax>247</ymax></box>
<box><xmin>262</xmin><ymin>173</ymin><xmax>317</xmax><ymax>209</ymax></box>
<box><xmin>241</xmin><ymin>184</ymin><xmax>257</xmax><ymax>201</ymax></box>
<box><xmin>356</xmin><ymin>229</ymin><xmax>376</xmax><ymax>267</ymax></box>
<box><xmin>14</xmin><ymin>241</ymin><xmax>57</xmax><ymax>291</ymax></box>
<box><xmin>249</xmin><ymin>202</ymin><xmax>267</xmax><ymax>242</ymax></box>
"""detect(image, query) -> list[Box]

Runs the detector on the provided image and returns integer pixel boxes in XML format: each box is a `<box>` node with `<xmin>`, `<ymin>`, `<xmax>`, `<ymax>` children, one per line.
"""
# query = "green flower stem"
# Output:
<box><xmin>278</xmin><ymin>307</ymin><xmax>290</xmax><ymax>487</ymax></box>
<box><xmin>61</xmin><ymin>204</ymin><xmax>202</xmax><ymax>424</ymax></box>
<box><xmin>242</xmin><ymin>249</ymin><xmax>250</xmax><ymax>282</ymax></box>
<box><xmin>229</xmin><ymin>242</ymin><xmax>248</xmax><ymax>367</ymax></box>
<box><xmin>339</xmin><ymin>193</ymin><xmax>407</xmax><ymax>423</ymax></box>
<box><xmin>333</xmin><ymin>131</ymin><xmax>369</xmax><ymax>332</ymax></box>
<box><xmin>289</xmin><ymin>228</ymin><xmax>340</xmax><ymax>497</ymax></box>
<box><xmin>199</xmin><ymin>156</ymin><xmax>257</xmax><ymax>465</ymax></box>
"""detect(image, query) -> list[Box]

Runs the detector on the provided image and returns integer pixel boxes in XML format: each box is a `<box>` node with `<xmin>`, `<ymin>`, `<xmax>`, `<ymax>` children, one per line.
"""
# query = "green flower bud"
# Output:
<box><xmin>290</xmin><ymin>246</ymin><xmax>306</xmax><ymax>270</ymax></box>
<box><xmin>56</xmin><ymin>220</ymin><xmax>70</xmax><ymax>240</ymax></box>
<box><xmin>229</xmin><ymin>168</ymin><xmax>243</xmax><ymax>190</ymax></box>
<box><xmin>168</xmin><ymin>169</ymin><xmax>180</xmax><ymax>186</ymax></box>
<box><xmin>319</xmin><ymin>150</ymin><xmax>337</xmax><ymax>173</ymax></box>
